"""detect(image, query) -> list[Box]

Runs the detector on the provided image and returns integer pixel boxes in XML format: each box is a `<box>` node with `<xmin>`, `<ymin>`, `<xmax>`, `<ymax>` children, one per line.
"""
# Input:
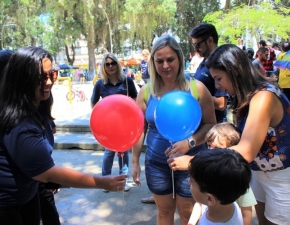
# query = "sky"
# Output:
<box><xmin>220</xmin><ymin>0</ymin><xmax>226</xmax><ymax>8</ymax></box>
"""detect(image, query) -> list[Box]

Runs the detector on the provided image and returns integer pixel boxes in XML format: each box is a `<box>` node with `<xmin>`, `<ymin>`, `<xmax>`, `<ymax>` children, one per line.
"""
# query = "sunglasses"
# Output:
<box><xmin>192</xmin><ymin>37</ymin><xmax>208</xmax><ymax>49</ymax></box>
<box><xmin>105</xmin><ymin>61</ymin><xmax>117</xmax><ymax>67</ymax></box>
<box><xmin>43</xmin><ymin>70</ymin><xmax>58</xmax><ymax>83</ymax></box>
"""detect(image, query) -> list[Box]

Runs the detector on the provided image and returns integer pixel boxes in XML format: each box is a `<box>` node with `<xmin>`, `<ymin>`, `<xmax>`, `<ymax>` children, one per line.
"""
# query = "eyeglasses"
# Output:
<box><xmin>192</xmin><ymin>37</ymin><xmax>208</xmax><ymax>49</ymax></box>
<box><xmin>105</xmin><ymin>61</ymin><xmax>117</xmax><ymax>67</ymax></box>
<box><xmin>44</xmin><ymin>70</ymin><xmax>58</xmax><ymax>83</ymax></box>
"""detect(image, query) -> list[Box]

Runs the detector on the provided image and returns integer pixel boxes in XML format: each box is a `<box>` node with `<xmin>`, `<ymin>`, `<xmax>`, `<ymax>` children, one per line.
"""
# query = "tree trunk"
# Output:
<box><xmin>65</xmin><ymin>44</ymin><xmax>76</xmax><ymax>65</ymax></box>
<box><xmin>87</xmin><ymin>22</ymin><xmax>96</xmax><ymax>81</ymax></box>
<box><xmin>224</xmin><ymin>0</ymin><xmax>230</xmax><ymax>10</ymax></box>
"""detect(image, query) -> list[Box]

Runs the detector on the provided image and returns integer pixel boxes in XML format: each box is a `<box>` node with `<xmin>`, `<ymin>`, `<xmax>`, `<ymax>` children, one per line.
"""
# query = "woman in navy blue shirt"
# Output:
<box><xmin>139</xmin><ymin>49</ymin><xmax>150</xmax><ymax>84</ymax></box>
<box><xmin>91</xmin><ymin>53</ymin><xmax>138</xmax><ymax>192</ymax></box>
<box><xmin>0</xmin><ymin>47</ymin><xmax>127</xmax><ymax>225</ymax></box>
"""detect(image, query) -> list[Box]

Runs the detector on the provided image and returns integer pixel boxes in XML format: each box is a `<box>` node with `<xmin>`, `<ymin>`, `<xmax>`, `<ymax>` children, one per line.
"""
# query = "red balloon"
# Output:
<box><xmin>90</xmin><ymin>94</ymin><xmax>144</xmax><ymax>152</ymax></box>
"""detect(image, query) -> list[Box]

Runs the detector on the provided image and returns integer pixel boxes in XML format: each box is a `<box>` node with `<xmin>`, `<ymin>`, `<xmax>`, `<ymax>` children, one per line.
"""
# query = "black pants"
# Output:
<box><xmin>38</xmin><ymin>182</ymin><xmax>61</xmax><ymax>225</ymax></box>
<box><xmin>0</xmin><ymin>193</ymin><xmax>40</xmax><ymax>225</ymax></box>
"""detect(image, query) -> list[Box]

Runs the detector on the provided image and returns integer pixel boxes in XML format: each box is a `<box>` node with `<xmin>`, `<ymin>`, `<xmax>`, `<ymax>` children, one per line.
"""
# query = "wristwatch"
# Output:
<box><xmin>187</xmin><ymin>137</ymin><xmax>196</xmax><ymax>148</ymax></box>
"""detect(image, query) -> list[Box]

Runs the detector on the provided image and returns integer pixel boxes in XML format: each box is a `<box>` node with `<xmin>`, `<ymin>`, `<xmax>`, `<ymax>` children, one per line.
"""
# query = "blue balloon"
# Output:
<box><xmin>154</xmin><ymin>91</ymin><xmax>202</xmax><ymax>142</ymax></box>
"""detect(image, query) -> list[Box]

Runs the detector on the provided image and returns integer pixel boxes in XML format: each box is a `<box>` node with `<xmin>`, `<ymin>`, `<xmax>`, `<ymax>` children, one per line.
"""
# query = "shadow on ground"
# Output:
<box><xmin>53</xmin><ymin>150</ymin><xmax>180</xmax><ymax>225</ymax></box>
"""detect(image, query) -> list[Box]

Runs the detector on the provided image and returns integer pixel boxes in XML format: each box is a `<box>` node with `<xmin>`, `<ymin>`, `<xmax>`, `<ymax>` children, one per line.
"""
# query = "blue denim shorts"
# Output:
<box><xmin>145</xmin><ymin>159</ymin><xmax>192</xmax><ymax>198</ymax></box>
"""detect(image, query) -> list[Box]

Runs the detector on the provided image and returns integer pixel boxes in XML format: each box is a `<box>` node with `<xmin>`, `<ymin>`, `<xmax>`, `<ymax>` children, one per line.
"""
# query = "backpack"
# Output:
<box><xmin>143</xmin><ymin>78</ymin><xmax>199</xmax><ymax>103</ymax></box>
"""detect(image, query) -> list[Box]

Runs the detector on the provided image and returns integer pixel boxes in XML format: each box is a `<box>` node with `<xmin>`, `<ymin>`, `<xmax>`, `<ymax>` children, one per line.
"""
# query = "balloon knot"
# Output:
<box><xmin>117</xmin><ymin>152</ymin><xmax>124</xmax><ymax>157</ymax></box>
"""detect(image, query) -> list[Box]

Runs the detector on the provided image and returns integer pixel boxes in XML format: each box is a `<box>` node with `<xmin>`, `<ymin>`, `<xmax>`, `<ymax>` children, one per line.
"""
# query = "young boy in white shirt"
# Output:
<box><xmin>188</xmin><ymin>149</ymin><xmax>251</xmax><ymax>225</ymax></box>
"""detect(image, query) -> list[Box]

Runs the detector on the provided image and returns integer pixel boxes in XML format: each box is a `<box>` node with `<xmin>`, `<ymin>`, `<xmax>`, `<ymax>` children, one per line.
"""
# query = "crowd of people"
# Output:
<box><xmin>0</xmin><ymin>21</ymin><xmax>290</xmax><ymax>225</ymax></box>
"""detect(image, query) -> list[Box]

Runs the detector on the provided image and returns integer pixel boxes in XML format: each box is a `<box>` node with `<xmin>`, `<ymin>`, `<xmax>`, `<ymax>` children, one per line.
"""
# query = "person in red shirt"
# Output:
<box><xmin>253</xmin><ymin>47</ymin><xmax>268</xmax><ymax>76</ymax></box>
<box><xmin>253</xmin><ymin>47</ymin><xmax>278</xmax><ymax>82</ymax></box>
<box><xmin>255</xmin><ymin>40</ymin><xmax>277</xmax><ymax>76</ymax></box>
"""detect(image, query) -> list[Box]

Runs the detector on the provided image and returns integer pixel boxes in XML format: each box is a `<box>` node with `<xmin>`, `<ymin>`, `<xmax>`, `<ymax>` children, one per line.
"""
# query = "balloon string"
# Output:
<box><xmin>121</xmin><ymin>153</ymin><xmax>125</xmax><ymax>211</ymax></box>
<box><xmin>170</xmin><ymin>142</ymin><xmax>175</xmax><ymax>199</ymax></box>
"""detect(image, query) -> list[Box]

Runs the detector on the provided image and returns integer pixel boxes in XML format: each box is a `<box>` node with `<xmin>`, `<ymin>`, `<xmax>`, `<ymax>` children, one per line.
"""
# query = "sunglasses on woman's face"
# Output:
<box><xmin>105</xmin><ymin>61</ymin><xmax>117</xmax><ymax>67</ymax></box>
<box><xmin>43</xmin><ymin>70</ymin><xmax>58</xmax><ymax>83</ymax></box>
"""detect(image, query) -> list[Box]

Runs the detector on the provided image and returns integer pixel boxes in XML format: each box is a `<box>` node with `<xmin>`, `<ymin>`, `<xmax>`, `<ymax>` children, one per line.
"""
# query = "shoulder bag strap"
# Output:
<box><xmin>190</xmin><ymin>78</ymin><xmax>199</xmax><ymax>100</ymax></box>
<box><xmin>144</xmin><ymin>83</ymin><xmax>150</xmax><ymax>103</ymax></box>
<box><xmin>126</xmin><ymin>77</ymin><xmax>129</xmax><ymax>96</ymax></box>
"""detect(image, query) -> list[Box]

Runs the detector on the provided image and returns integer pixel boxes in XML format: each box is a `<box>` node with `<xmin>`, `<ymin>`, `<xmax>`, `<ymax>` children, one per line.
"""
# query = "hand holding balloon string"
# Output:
<box><xmin>167</xmin><ymin>154</ymin><xmax>194</xmax><ymax>171</ymax></box>
<box><xmin>165</xmin><ymin>139</ymin><xmax>193</xmax><ymax>170</ymax></box>
<box><xmin>165</xmin><ymin>139</ymin><xmax>191</xmax><ymax>157</ymax></box>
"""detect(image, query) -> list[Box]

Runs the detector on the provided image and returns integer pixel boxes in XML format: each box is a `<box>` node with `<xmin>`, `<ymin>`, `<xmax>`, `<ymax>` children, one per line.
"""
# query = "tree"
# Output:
<box><xmin>0</xmin><ymin>0</ymin><xmax>16</xmax><ymax>49</ymax></box>
<box><xmin>122</xmin><ymin>0</ymin><xmax>176</xmax><ymax>51</ymax></box>
<box><xmin>204</xmin><ymin>2</ymin><xmax>290</xmax><ymax>48</ymax></box>
<box><xmin>0</xmin><ymin>0</ymin><xmax>47</xmax><ymax>49</ymax></box>
<box><xmin>45</xmin><ymin>0</ymin><xmax>84</xmax><ymax>65</ymax></box>
<box><xmin>174</xmin><ymin>0</ymin><xmax>221</xmax><ymax>60</ymax></box>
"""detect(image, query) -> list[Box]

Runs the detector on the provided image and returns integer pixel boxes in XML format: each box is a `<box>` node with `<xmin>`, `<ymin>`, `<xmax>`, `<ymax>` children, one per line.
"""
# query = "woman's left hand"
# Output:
<box><xmin>165</xmin><ymin>139</ymin><xmax>189</xmax><ymax>157</ymax></box>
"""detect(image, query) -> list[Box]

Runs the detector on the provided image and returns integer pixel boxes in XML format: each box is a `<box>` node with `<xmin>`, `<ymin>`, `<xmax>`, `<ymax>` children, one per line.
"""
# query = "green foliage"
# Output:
<box><xmin>204</xmin><ymin>2</ymin><xmax>290</xmax><ymax>47</ymax></box>
<box><xmin>1</xmin><ymin>0</ymin><xmax>290</xmax><ymax>65</ymax></box>
<box><xmin>174</xmin><ymin>0</ymin><xmax>221</xmax><ymax>60</ymax></box>
<box><xmin>122</xmin><ymin>0</ymin><xmax>176</xmax><ymax>49</ymax></box>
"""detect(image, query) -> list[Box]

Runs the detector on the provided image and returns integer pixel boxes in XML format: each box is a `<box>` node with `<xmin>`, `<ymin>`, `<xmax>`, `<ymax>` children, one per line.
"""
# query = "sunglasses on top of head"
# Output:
<box><xmin>43</xmin><ymin>70</ymin><xmax>58</xmax><ymax>83</ymax></box>
<box><xmin>105</xmin><ymin>61</ymin><xmax>117</xmax><ymax>67</ymax></box>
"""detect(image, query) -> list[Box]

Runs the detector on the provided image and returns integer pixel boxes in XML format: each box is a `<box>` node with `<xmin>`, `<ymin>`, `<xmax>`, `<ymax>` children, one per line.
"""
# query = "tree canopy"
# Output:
<box><xmin>0</xmin><ymin>0</ymin><xmax>289</xmax><ymax>76</ymax></box>
<box><xmin>204</xmin><ymin>1</ymin><xmax>290</xmax><ymax>48</ymax></box>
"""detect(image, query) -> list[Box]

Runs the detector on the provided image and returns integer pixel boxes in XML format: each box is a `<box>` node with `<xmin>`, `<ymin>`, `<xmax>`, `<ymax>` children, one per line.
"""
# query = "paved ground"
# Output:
<box><xmin>53</xmin><ymin>150</ymin><xmax>181</xmax><ymax>225</ymax></box>
<box><xmin>50</xmin><ymin>82</ymin><xmax>258</xmax><ymax>225</ymax></box>
<box><xmin>51</xmin><ymin>82</ymin><xmax>92</xmax><ymax>125</ymax></box>
<box><xmin>52</xmin><ymin>150</ymin><xmax>258</xmax><ymax>225</ymax></box>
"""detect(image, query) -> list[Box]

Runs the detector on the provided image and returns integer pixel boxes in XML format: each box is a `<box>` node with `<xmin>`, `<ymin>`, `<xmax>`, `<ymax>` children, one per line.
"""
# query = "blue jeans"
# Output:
<box><xmin>102</xmin><ymin>149</ymin><xmax>129</xmax><ymax>176</ymax></box>
<box><xmin>145</xmin><ymin>159</ymin><xmax>192</xmax><ymax>198</ymax></box>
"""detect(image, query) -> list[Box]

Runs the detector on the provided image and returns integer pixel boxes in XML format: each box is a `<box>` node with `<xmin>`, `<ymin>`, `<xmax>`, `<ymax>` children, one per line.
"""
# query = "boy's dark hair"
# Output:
<box><xmin>189</xmin><ymin>23</ymin><xmax>219</xmax><ymax>45</ymax></box>
<box><xmin>246</xmin><ymin>48</ymin><xmax>254</xmax><ymax>59</ymax></box>
<box><xmin>257</xmin><ymin>47</ymin><xmax>268</xmax><ymax>54</ymax></box>
<box><xmin>281</xmin><ymin>41</ymin><xmax>290</xmax><ymax>52</ymax></box>
<box><xmin>259</xmin><ymin>40</ymin><xmax>266</xmax><ymax>47</ymax></box>
<box><xmin>272</xmin><ymin>43</ymin><xmax>280</xmax><ymax>49</ymax></box>
<box><xmin>188</xmin><ymin>149</ymin><xmax>251</xmax><ymax>205</ymax></box>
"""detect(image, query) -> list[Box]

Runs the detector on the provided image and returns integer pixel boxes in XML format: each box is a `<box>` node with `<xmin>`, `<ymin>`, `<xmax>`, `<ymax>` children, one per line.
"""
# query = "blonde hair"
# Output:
<box><xmin>142</xmin><ymin>49</ymin><xmax>150</xmax><ymax>56</ymax></box>
<box><xmin>205</xmin><ymin>122</ymin><xmax>241</xmax><ymax>148</ymax></box>
<box><xmin>148</xmin><ymin>34</ymin><xmax>189</xmax><ymax>96</ymax></box>
<box><xmin>101</xmin><ymin>53</ymin><xmax>124</xmax><ymax>84</ymax></box>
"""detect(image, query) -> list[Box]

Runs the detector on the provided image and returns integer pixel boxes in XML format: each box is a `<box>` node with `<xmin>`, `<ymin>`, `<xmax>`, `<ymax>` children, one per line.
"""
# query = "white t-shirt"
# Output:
<box><xmin>189</xmin><ymin>55</ymin><xmax>204</xmax><ymax>73</ymax></box>
<box><xmin>198</xmin><ymin>202</ymin><xmax>243</xmax><ymax>225</ymax></box>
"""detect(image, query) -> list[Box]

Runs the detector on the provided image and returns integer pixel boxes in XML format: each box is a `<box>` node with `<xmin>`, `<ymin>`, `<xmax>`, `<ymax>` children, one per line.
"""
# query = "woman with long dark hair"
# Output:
<box><xmin>0</xmin><ymin>47</ymin><xmax>127</xmax><ymax>225</ymax></box>
<box><xmin>206</xmin><ymin>44</ymin><xmax>290</xmax><ymax>225</ymax></box>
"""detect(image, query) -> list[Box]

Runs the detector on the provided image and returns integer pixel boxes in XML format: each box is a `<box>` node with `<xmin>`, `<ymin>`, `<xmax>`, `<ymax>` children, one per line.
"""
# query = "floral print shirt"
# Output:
<box><xmin>238</xmin><ymin>83</ymin><xmax>290</xmax><ymax>172</ymax></box>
